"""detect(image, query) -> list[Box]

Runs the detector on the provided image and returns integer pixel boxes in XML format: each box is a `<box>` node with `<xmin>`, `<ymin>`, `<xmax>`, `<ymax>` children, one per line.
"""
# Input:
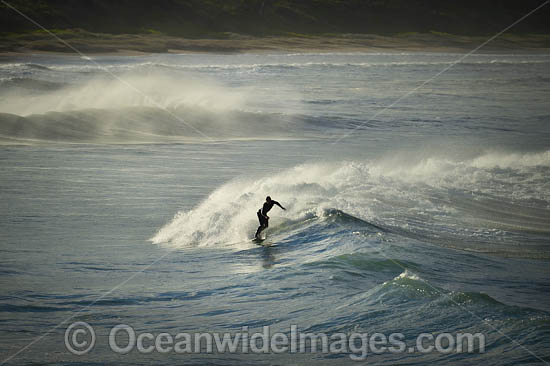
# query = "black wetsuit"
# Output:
<box><xmin>255</xmin><ymin>200</ymin><xmax>284</xmax><ymax>238</ymax></box>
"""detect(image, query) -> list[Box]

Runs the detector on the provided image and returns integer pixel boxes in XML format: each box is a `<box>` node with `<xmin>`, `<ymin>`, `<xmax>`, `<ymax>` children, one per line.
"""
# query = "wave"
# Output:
<box><xmin>152</xmin><ymin>154</ymin><xmax>550</xmax><ymax>258</ymax></box>
<box><xmin>359</xmin><ymin>270</ymin><xmax>526</xmax><ymax>309</ymax></box>
<box><xmin>0</xmin><ymin>68</ymin><xmax>315</xmax><ymax>143</ymax></box>
<box><xmin>0</xmin><ymin>71</ymin><xmax>254</xmax><ymax>116</ymax></box>
<box><xmin>150</xmin><ymin>160</ymin><xmax>390</xmax><ymax>248</ymax></box>
<box><xmin>0</xmin><ymin>63</ymin><xmax>53</xmax><ymax>71</ymax></box>
<box><xmin>341</xmin><ymin>270</ymin><xmax>547</xmax><ymax>320</ymax></box>
<box><xmin>0</xmin><ymin>77</ymin><xmax>67</xmax><ymax>91</ymax></box>
<box><xmin>4</xmin><ymin>58</ymin><xmax>548</xmax><ymax>77</ymax></box>
<box><xmin>99</xmin><ymin>59</ymin><xmax>550</xmax><ymax>73</ymax></box>
<box><xmin>0</xmin><ymin>69</ymin><xmax>359</xmax><ymax>143</ymax></box>
<box><xmin>306</xmin><ymin>268</ymin><xmax>549</xmax><ymax>338</ymax></box>
<box><xmin>0</xmin><ymin>107</ymin><xmax>303</xmax><ymax>143</ymax></box>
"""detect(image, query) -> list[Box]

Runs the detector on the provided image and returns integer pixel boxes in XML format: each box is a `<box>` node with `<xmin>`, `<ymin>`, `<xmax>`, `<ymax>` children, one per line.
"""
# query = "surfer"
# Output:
<box><xmin>255</xmin><ymin>196</ymin><xmax>285</xmax><ymax>239</ymax></box>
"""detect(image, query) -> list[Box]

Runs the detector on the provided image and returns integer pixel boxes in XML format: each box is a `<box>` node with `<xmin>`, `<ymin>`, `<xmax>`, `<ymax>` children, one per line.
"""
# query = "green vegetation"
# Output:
<box><xmin>1</xmin><ymin>0</ymin><xmax>549</xmax><ymax>37</ymax></box>
<box><xmin>1</xmin><ymin>1</ymin><xmax>549</xmax><ymax>54</ymax></box>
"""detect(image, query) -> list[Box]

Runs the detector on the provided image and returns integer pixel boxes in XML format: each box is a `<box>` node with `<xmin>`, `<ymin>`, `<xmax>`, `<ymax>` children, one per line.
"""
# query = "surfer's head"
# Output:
<box><xmin>266</xmin><ymin>196</ymin><xmax>271</xmax><ymax>202</ymax></box>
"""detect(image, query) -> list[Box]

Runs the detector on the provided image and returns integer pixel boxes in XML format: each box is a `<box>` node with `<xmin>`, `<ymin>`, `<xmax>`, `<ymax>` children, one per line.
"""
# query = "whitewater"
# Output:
<box><xmin>0</xmin><ymin>52</ymin><xmax>549</xmax><ymax>365</ymax></box>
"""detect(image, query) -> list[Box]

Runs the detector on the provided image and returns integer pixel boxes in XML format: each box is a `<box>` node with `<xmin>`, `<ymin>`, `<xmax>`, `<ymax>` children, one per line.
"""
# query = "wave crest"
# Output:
<box><xmin>152</xmin><ymin>155</ymin><xmax>550</xmax><ymax>256</ymax></box>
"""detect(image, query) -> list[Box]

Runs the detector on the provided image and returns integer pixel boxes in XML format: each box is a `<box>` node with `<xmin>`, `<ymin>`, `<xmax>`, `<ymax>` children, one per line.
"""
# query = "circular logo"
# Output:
<box><xmin>65</xmin><ymin>322</ymin><xmax>96</xmax><ymax>355</ymax></box>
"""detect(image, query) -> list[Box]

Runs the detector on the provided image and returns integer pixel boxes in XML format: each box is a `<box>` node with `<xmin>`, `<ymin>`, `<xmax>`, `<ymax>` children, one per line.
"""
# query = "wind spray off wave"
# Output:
<box><xmin>152</xmin><ymin>151</ymin><xmax>550</xmax><ymax>258</ymax></box>
<box><xmin>0</xmin><ymin>69</ymin><xmax>305</xmax><ymax>143</ymax></box>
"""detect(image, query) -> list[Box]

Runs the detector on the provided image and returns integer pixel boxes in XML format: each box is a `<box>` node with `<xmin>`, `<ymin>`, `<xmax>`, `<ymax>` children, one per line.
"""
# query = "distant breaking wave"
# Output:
<box><xmin>0</xmin><ymin>107</ymin><xmax>307</xmax><ymax>143</ymax></box>
<box><xmin>0</xmin><ymin>70</ymin><xmax>313</xmax><ymax>143</ymax></box>
<box><xmin>3</xmin><ymin>58</ymin><xmax>549</xmax><ymax>75</ymax></box>
<box><xmin>34</xmin><ymin>59</ymin><xmax>550</xmax><ymax>75</ymax></box>
<box><xmin>0</xmin><ymin>78</ymin><xmax>67</xmax><ymax>91</ymax></box>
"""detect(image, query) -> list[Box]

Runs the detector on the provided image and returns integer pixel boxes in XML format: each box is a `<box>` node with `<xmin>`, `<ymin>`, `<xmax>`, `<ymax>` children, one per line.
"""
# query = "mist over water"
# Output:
<box><xmin>1</xmin><ymin>52</ymin><xmax>549</xmax><ymax>365</ymax></box>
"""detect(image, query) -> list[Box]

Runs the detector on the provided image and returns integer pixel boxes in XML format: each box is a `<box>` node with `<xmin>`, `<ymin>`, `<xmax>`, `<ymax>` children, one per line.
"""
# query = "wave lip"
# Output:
<box><xmin>0</xmin><ymin>77</ymin><xmax>66</xmax><ymax>91</ymax></box>
<box><xmin>0</xmin><ymin>106</ymin><xmax>301</xmax><ymax>144</ymax></box>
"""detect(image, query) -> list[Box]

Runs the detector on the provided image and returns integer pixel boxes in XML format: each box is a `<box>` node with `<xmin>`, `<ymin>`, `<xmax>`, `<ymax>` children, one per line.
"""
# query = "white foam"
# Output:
<box><xmin>471</xmin><ymin>151</ymin><xmax>550</xmax><ymax>169</ymax></box>
<box><xmin>396</xmin><ymin>270</ymin><xmax>421</xmax><ymax>281</ymax></box>
<box><xmin>152</xmin><ymin>151</ymin><xmax>550</xmax><ymax>249</ymax></box>
<box><xmin>151</xmin><ymin>163</ymin><xmax>347</xmax><ymax>248</ymax></box>
<box><xmin>0</xmin><ymin>70</ymin><xmax>249</xmax><ymax>116</ymax></box>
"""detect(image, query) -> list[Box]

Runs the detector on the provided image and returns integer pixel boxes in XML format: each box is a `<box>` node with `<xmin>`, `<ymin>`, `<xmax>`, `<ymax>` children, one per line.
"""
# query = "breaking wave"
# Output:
<box><xmin>152</xmin><ymin>151</ymin><xmax>550</xmax><ymax>258</ymax></box>
<box><xmin>0</xmin><ymin>70</ymin><xmax>310</xmax><ymax>143</ymax></box>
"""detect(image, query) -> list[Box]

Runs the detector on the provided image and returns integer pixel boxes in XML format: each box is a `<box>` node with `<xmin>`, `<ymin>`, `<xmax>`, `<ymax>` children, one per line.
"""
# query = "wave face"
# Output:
<box><xmin>0</xmin><ymin>107</ymin><xmax>302</xmax><ymax>143</ymax></box>
<box><xmin>0</xmin><ymin>70</ymin><xmax>308</xmax><ymax>143</ymax></box>
<box><xmin>153</xmin><ymin>150</ymin><xmax>550</xmax><ymax>258</ymax></box>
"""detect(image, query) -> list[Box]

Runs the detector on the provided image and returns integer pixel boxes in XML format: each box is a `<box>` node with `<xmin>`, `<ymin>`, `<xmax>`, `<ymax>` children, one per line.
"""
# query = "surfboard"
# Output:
<box><xmin>252</xmin><ymin>237</ymin><xmax>277</xmax><ymax>247</ymax></box>
<box><xmin>252</xmin><ymin>235</ymin><xmax>265</xmax><ymax>243</ymax></box>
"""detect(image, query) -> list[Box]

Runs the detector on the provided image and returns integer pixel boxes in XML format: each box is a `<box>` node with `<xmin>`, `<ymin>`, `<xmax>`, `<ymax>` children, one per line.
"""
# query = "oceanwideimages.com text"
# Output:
<box><xmin>65</xmin><ymin>322</ymin><xmax>485</xmax><ymax>361</ymax></box>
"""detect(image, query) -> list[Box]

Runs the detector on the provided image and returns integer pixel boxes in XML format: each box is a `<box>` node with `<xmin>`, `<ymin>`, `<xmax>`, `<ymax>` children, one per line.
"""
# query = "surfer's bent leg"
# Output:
<box><xmin>255</xmin><ymin>210</ymin><xmax>264</xmax><ymax>238</ymax></box>
<box><xmin>255</xmin><ymin>226</ymin><xmax>262</xmax><ymax>238</ymax></box>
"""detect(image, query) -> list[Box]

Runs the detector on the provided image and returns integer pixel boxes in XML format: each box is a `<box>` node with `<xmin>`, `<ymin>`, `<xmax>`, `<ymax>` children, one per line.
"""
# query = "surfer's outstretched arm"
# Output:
<box><xmin>274</xmin><ymin>201</ymin><xmax>286</xmax><ymax>210</ymax></box>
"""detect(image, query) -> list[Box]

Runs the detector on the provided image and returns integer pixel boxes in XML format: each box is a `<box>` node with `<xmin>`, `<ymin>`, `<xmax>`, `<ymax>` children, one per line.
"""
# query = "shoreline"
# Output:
<box><xmin>1</xmin><ymin>32</ymin><xmax>550</xmax><ymax>57</ymax></box>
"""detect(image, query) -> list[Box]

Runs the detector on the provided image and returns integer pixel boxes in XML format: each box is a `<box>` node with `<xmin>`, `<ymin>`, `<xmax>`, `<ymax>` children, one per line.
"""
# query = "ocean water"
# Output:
<box><xmin>0</xmin><ymin>52</ymin><xmax>549</xmax><ymax>365</ymax></box>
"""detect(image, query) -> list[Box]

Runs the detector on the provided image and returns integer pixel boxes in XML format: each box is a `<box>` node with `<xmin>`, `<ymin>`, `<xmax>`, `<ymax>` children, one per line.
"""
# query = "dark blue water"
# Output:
<box><xmin>1</xmin><ymin>52</ymin><xmax>549</xmax><ymax>365</ymax></box>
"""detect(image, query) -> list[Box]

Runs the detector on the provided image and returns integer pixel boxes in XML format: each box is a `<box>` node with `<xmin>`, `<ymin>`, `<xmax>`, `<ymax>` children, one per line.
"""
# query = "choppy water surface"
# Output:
<box><xmin>1</xmin><ymin>52</ymin><xmax>549</xmax><ymax>365</ymax></box>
